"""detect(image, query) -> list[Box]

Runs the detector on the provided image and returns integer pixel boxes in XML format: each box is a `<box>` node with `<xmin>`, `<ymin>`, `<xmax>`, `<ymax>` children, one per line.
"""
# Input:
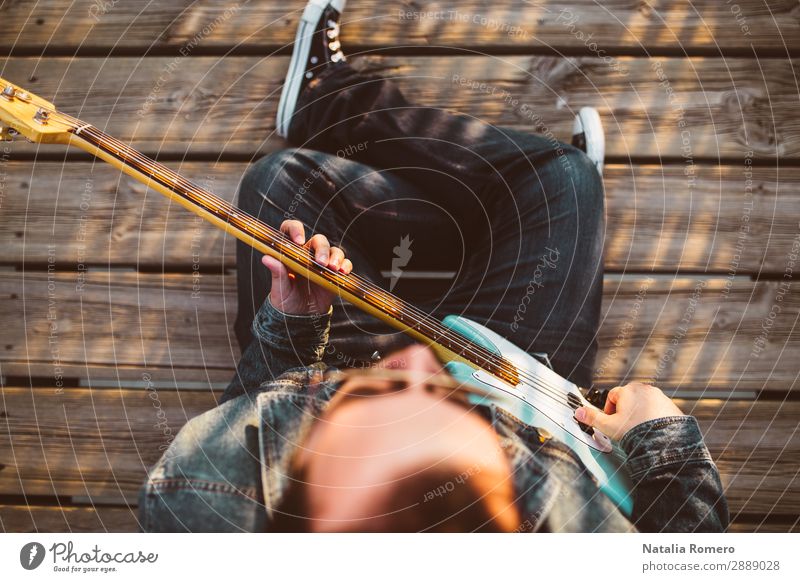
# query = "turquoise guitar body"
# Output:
<box><xmin>441</xmin><ymin>315</ymin><xmax>634</xmax><ymax>518</ymax></box>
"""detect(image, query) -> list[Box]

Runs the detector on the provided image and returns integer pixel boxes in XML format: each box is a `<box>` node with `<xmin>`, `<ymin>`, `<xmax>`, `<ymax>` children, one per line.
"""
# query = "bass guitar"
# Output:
<box><xmin>0</xmin><ymin>77</ymin><xmax>633</xmax><ymax>517</ymax></box>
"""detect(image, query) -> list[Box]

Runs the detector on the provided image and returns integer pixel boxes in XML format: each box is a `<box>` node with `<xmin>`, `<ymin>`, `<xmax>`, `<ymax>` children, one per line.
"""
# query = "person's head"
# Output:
<box><xmin>272</xmin><ymin>344</ymin><xmax>520</xmax><ymax>532</ymax></box>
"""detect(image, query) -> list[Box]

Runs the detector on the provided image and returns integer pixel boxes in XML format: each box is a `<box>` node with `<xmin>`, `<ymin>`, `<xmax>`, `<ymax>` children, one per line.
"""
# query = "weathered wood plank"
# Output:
<box><xmin>594</xmin><ymin>276</ymin><xmax>800</xmax><ymax>393</ymax></box>
<box><xmin>2</xmin><ymin>55</ymin><xmax>797</xmax><ymax>158</ymax></box>
<box><xmin>0</xmin><ymin>504</ymin><xmax>138</xmax><ymax>533</ymax></box>
<box><xmin>680</xmin><ymin>398</ymin><xmax>800</xmax><ymax>522</ymax></box>
<box><xmin>0</xmin><ymin>386</ymin><xmax>219</xmax><ymax>502</ymax></box>
<box><xmin>0</xmin><ymin>160</ymin><xmax>239</xmax><ymax>273</ymax></box>
<box><xmin>2</xmin><ymin>161</ymin><xmax>798</xmax><ymax>274</ymax></box>
<box><xmin>0</xmin><ymin>388</ymin><xmax>796</xmax><ymax>521</ymax></box>
<box><xmin>0</xmin><ymin>272</ymin><xmax>798</xmax><ymax>391</ymax></box>
<box><xmin>1</xmin><ymin>1</ymin><xmax>797</xmax><ymax>53</ymax></box>
<box><xmin>0</xmin><ymin>271</ymin><xmax>240</xmax><ymax>387</ymax></box>
<box><xmin>727</xmin><ymin>519</ymin><xmax>799</xmax><ymax>532</ymax></box>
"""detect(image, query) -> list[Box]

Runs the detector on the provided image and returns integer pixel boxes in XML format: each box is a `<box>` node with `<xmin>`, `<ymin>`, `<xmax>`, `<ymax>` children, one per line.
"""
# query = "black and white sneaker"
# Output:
<box><xmin>276</xmin><ymin>0</ymin><xmax>347</xmax><ymax>138</ymax></box>
<box><xmin>571</xmin><ymin>107</ymin><xmax>605</xmax><ymax>176</ymax></box>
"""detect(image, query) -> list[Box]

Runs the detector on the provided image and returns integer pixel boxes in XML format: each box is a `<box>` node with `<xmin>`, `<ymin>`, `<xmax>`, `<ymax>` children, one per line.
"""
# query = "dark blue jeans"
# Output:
<box><xmin>235</xmin><ymin>63</ymin><xmax>605</xmax><ymax>388</ymax></box>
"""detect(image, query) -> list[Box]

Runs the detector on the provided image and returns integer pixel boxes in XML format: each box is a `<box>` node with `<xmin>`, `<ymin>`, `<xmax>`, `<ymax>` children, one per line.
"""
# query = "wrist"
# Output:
<box><xmin>250</xmin><ymin>297</ymin><xmax>333</xmax><ymax>365</ymax></box>
<box><xmin>269</xmin><ymin>293</ymin><xmax>331</xmax><ymax>316</ymax></box>
<box><xmin>266</xmin><ymin>296</ymin><xmax>332</xmax><ymax>320</ymax></box>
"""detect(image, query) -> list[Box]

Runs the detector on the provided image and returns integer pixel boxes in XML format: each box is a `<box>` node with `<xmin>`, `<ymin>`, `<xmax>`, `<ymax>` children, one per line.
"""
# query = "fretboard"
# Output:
<box><xmin>69</xmin><ymin>122</ymin><xmax>519</xmax><ymax>385</ymax></box>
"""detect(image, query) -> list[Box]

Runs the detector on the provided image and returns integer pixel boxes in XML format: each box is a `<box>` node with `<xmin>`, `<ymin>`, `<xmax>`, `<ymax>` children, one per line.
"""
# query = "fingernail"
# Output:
<box><xmin>575</xmin><ymin>407</ymin><xmax>585</xmax><ymax>421</ymax></box>
<box><xmin>318</xmin><ymin>253</ymin><xmax>328</xmax><ymax>264</ymax></box>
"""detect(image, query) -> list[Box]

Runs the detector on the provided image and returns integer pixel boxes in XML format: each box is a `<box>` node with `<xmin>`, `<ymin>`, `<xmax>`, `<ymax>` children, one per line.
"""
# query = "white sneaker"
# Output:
<box><xmin>571</xmin><ymin>107</ymin><xmax>605</xmax><ymax>176</ymax></box>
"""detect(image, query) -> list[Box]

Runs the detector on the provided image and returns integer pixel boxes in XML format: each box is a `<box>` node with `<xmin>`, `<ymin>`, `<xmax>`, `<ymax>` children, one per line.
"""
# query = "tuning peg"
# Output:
<box><xmin>0</xmin><ymin>126</ymin><xmax>20</xmax><ymax>141</ymax></box>
<box><xmin>33</xmin><ymin>108</ymin><xmax>50</xmax><ymax>125</ymax></box>
<box><xmin>1</xmin><ymin>85</ymin><xmax>15</xmax><ymax>100</ymax></box>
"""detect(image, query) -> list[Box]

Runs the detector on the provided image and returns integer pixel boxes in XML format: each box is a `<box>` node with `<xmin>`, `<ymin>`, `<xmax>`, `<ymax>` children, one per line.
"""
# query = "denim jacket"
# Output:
<box><xmin>139</xmin><ymin>300</ymin><xmax>729</xmax><ymax>532</ymax></box>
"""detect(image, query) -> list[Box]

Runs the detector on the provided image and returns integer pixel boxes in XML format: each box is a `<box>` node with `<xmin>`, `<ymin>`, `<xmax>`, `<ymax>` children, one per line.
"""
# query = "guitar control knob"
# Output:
<box><xmin>567</xmin><ymin>392</ymin><xmax>595</xmax><ymax>436</ymax></box>
<box><xmin>585</xmin><ymin>387</ymin><xmax>609</xmax><ymax>409</ymax></box>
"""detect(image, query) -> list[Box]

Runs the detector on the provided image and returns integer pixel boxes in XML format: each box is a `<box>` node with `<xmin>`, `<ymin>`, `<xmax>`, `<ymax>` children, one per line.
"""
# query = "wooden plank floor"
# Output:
<box><xmin>1</xmin><ymin>271</ymin><xmax>798</xmax><ymax>392</ymax></box>
<box><xmin>2</xmin><ymin>56</ymin><xmax>798</xmax><ymax>159</ymax></box>
<box><xmin>1</xmin><ymin>1</ymin><xmax>798</xmax><ymax>53</ymax></box>
<box><xmin>3</xmin><ymin>161</ymin><xmax>800</xmax><ymax>273</ymax></box>
<box><xmin>1</xmin><ymin>0</ymin><xmax>798</xmax><ymax>532</ymax></box>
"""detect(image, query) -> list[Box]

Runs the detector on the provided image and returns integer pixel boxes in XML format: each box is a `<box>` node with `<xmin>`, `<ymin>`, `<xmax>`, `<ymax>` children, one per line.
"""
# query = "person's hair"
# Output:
<box><xmin>270</xmin><ymin>459</ymin><xmax>513</xmax><ymax>532</ymax></box>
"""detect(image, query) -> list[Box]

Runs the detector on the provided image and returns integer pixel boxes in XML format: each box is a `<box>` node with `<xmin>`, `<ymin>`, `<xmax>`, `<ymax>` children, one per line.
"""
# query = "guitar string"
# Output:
<box><xmin>62</xmin><ymin>115</ymin><xmax>582</xmax><ymax>412</ymax></box>
<box><xmin>66</xmin><ymin>117</ymin><xmax>581</xmax><ymax>411</ymax></box>
<box><xmin>48</xmin><ymin>110</ymin><xmax>582</xmax><ymax>411</ymax></box>
<box><xmin>88</xmin><ymin>130</ymin><xmax>584</xmax><ymax>413</ymax></box>
<box><xmin>60</xmin><ymin>119</ymin><xmax>517</xmax><ymax>371</ymax></box>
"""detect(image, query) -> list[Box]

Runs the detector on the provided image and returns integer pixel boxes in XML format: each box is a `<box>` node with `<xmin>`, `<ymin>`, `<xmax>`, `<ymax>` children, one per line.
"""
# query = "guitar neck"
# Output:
<box><xmin>64</xmin><ymin>121</ymin><xmax>517</xmax><ymax>384</ymax></box>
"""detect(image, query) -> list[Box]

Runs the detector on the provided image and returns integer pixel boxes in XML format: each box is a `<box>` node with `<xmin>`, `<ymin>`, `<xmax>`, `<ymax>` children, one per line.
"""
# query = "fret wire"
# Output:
<box><xmin>75</xmin><ymin>123</ymin><xmax>570</xmax><ymax>402</ymax></box>
<box><xmin>55</xmin><ymin>113</ymin><xmax>575</xmax><ymax>407</ymax></box>
<box><xmin>73</xmin><ymin>126</ymin><xmax>518</xmax><ymax>369</ymax></box>
<box><xmin>77</xmin><ymin>127</ymin><xmax>498</xmax><ymax>353</ymax></box>
<box><xmin>87</xmin><ymin>131</ymin><xmax>573</xmax><ymax>406</ymax></box>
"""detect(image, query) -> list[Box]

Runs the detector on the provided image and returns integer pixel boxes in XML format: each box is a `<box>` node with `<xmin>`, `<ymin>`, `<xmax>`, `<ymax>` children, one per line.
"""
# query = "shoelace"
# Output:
<box><xmin>326</xmin><ymin>19</ymin><xmax>345</xmax><ymax>62</ymax></box>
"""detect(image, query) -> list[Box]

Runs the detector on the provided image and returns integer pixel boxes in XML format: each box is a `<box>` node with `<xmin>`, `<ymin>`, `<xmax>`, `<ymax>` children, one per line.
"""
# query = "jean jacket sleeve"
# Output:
<box><xmin>621</xmin><ymin>416</ymin><xmax>729</xmax><ymax>532</ymax></box>
<box><xmin>221</xmin><ymin>298</ymin><xmax>332</xmax><ymax>403</ymax></box>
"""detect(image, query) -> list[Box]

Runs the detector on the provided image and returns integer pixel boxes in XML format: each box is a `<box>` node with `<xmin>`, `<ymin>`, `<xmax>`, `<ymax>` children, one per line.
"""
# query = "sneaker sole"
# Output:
<box><xmin>276</xmin><ymin>0</ymin><xmax>345</xmax><ymax>138</ymax></box>
<box><xmin>572</xmin><ymin>107</ymin><xmax>605</xmax><ymax>175</ymax></box>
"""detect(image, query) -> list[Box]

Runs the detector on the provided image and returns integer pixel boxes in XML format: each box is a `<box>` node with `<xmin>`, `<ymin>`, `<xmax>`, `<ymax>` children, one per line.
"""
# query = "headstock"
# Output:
<box><xmin>0</xmin><ymin>77</ymin><xmax>73</xmax><ymax>144</ymax></box>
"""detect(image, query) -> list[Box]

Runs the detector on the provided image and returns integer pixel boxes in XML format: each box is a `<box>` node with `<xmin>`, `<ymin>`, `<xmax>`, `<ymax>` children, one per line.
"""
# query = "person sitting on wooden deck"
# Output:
<box><xmin>139</xmin><ymin>0</ymin><xmax>728</xmax><ymax>533</ymax></box>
